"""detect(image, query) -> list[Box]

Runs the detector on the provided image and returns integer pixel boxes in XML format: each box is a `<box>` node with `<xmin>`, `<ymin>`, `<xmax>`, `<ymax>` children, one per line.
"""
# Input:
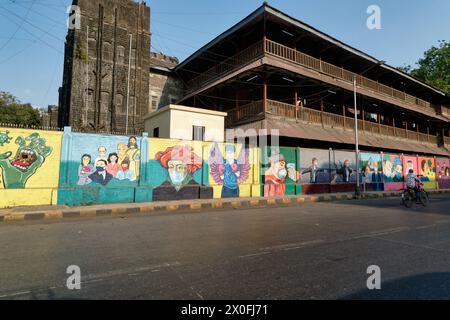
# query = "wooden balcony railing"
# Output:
<box><xmin>225</xmin><ymin>99</ymin><xmax>444</xmax><ymax>146</ymax></box>
<box><xmin>444</xmin><ymin>136</ymin><xmax>450</xmax><ymax>147</ymax></box>
<box><xmin>186</xmin><ymin>41</ymin><xmax>264</xmax><ymax>93</ymax></box>
<box><xmin>264</xmin><ymin>39</ymin><xmax>437</xmax><ymax>115</ymax></box>
<box><xmin>224</xmin><ymin>100</ymin><xmax>264</xmax><ymax>127</ymax></box>
<box><xmin>186</xmin><ymin>38</ymin><xmax>442</xmax><ymax>117</ymax></box>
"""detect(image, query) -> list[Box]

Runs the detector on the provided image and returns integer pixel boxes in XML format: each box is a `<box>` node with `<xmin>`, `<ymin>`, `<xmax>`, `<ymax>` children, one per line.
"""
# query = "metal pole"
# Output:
<box><xmin>125</xmin><ymin>33</ymin><xmax>132</xmax><ymax>135</ymax></box>
<box><xmin>353</xmin><ymin>76</ymin><xmax>361</xmax><ymax>197</ymax></box>
<box><xmin>85</xmin><ymin>25</ymin><xmax>89</xmax><ymax>127</ymax></box>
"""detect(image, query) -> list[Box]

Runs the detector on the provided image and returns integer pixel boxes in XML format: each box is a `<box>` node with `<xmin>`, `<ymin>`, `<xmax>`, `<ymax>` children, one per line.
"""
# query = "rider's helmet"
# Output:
<box><xmin>409</xmin><ymin>169</ymin><xmax>414</xmax><ymax>174</ymax></box>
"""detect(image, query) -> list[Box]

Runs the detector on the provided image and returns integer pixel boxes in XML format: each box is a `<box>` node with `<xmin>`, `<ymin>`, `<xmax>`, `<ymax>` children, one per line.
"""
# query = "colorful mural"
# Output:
<box><xmin>0</xmin><ymin>128</ymin><xmax>63</xmax><ymax>208</ymax></box>
<box><xmin>382</xmin><ymin>154</ymin><xmax>403</xmax><ymax>183</ymax></box>
<box><xmin>147</xmin><ymin>139</ymin><xmax>260</xmax><ymax>201</ymax></box>
<box><xmin>403</xmin><ymin>156</ymin><xmax>418</xmax><ymax>176</ymax></box>
<box><xmin>0</xmin><ymin>133</ymin><xmax>52</xmax><ymax>188</ymax></box>
<box><xmin>360</xmin><ymin>153</ymin><xmax>384</xmax><ymax>191</ymax></box>
<box><xmin>0</xmin><ymin>130</ymin><xmax>12</xmax><ymax>146</ymax></box>
<box><xmin>299</xmin><ymin>148</ymin><xmax>330</xmax><ymax>184</ymax></box>
<box><xmin>436</xmin><ymin>157</ymin><xmax>450</xmax><ymax>189</ymax></box>
<box><xmin>261</xmin><ymin>147</ymin><xmax>300</xmax><ymax>197</ymax></box>
<box><xmin>2</xmin><ymin>126</ymin><xmax>448</xmax><ymax>208</ymax></box>
<box><xmin>75</xmin><ymin>136</ymin><xmax>140</xmax><ymax>187</ymax></box>
<box><xmin>418</xmin><ymin>157</ymin><xmax>436</xmax><ymax>181</ymax></box>
<box><xmin>153</xmin><ymin>144</ymin><xmax>213</xmax><ymax>201</ymax></box>
<box><xmin>57</xmin><ymin>129</ymin><xmax>145</xmax><ymax>206</ymax></box>
<box><xmin>331</xmin><ymin>150</ymin><xmax>356</xmax><ymax>184</ymax></box>
<box><xmin>209</xmin><ymin>142</ymin><xmax>250</xmax><ymax>198</ymax></box>
<box><xmin>382</xmin><ymin>154</ymin><xmax>403</xmax><ymax>191</ymax></box>
<box><xmin>418</xmin><ymin>157</ymin><xmax>436</xmax><ymax>189</ymax></box>
<box><xmin>208</xmin><ymin>142</ymin><xmax>261</xmax><ymax>199</ymax></box>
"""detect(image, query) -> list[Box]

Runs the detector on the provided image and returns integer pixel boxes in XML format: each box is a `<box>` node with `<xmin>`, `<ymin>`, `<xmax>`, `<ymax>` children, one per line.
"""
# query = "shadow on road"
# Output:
<box><xmin>334</xmin><ymin>194</ymin><xmax>450</xmax><ymax>216</ymax></box>
<box><xmin>342</xmin><ymin>272</ymin><xmax>450</xmax><ymax>299</ymax></box>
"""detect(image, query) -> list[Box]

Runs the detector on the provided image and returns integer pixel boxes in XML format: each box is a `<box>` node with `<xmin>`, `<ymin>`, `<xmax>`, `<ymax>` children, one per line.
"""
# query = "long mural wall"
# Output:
<box><xmin>0</xmin><ymin>126</ymin><xmax>449</xmax><ymax>208</ymax></box>
<box><xmin>57</xmin><ymin>127</ymin><xmax>149</xmax><ymax>206</ymax></box>
<box><xmin>146</xmin><ymin>138</ymin><xmax>260</xmax><ymax>202</ymax></box>
<box><xmin>0</xmin><ymin>127</ymin><xmax>63</xmax><ymax>207</ymax></box>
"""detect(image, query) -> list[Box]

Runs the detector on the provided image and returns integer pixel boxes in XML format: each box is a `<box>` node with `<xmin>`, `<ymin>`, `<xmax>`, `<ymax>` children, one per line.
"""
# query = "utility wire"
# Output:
<box><xmin>0</xmin><ymin>10</ymin><xmax>63</xmax><ymax>54</ymax></box>
<box><xmin>0</xmin><ymin>0</ymin><xmax>36</xmax><ymax>52</ymax></box>
<box><xmin>0</xmin><ymin>5</ymin><xmax>65</xmax><ymax>43</ymax></box>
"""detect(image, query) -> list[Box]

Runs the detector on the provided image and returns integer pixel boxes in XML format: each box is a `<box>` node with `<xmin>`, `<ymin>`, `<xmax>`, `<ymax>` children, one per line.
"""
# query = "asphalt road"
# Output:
<box><xmin>1</xmin><ymin>194</ymin><xmax>450</xmax><ymax>300</ymax></box>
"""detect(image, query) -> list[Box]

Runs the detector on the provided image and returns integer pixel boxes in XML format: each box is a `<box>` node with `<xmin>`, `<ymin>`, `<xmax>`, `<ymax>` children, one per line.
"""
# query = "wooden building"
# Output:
<box><xmin>174</xmin><ymin>3</ymin><xmax>450</xmax><ymax>156</ymax></box>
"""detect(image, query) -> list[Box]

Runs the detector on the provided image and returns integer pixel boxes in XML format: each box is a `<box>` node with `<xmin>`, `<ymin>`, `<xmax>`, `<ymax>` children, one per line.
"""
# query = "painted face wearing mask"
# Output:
<box><xmin>168</xmin><ymin>161</ymin><xmax>187</xmax><ymax>186</ymax></box>
<box><xmin>96</xmin><ymin>161</ymin><xmax>106</xmax><ymax>172</ymax></box>
<box><xmin>226</xmin><ymin>152</ymin><xmax>235</xmax><ymax>164</ymax></box>
<box><xmin>277</xmin><ymin>168</ymin><xmax>287</xmax><ymax>179</ymax></box>
<box><xmin>275</xmin><ymin>160</ymin><xmax>287</xmax><ymax>179</ymax></box>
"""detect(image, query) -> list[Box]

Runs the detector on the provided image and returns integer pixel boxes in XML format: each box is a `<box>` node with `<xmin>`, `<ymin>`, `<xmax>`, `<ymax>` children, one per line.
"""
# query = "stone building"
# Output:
<box><xmin>40</xmin><ymin>105</ymin><xmax>59</xmax><ymax>128</ymax></box>
<box><xmin>149</xmin><ymin>52</ymin><xmax>184</xmax><ymax>112</ymax></box>
<box><xmin>59</xmin><ymin>0</ymin><xmax>151</xmax><ymax>134</ymax></box>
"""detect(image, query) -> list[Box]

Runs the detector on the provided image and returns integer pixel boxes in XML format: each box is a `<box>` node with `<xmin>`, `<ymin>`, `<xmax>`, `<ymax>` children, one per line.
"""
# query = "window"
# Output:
<box><xmin>192</xmin><ymin>126</ymin><xmax>205</xmax><ymax>141</ymax></box>
<box><xmin>115</xmin><ymin>94</ymin><xmax>124</xmax><ymax>113</ymax></box>
<box><xmin>151</xmin><ymin>95</ymin><xmax>159</xmax><ymax>110</ymax></box>
<box><xmin>153</xmin><ymin>127</ymin><xmax>159</xmax><ymax>138</ymax></box>
<box><xmin>117</xmin><ymin>46</ymin><xmax>125</xmax><ymax>64</ymax></box>
<box><xmin>131</xmin><ymin>49</ymin><xmax>136</xmax><ymax>66</ymax></box>
<box><xmin>103</xmin><ymin>42</ymin><xmax>112</xmax><ymax>61</ymax></box>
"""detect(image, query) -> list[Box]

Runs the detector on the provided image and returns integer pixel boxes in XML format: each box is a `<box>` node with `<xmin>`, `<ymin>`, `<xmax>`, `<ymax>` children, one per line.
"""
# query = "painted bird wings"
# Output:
<box><xmin>237</xmin><ymin>145</ymin><xmax>250</xmax><ymax>184</ymax></box>
<box><xmin>209</xmin><ymin>142</ymin><xmax>224</xmax><ymax>185</ymax></box>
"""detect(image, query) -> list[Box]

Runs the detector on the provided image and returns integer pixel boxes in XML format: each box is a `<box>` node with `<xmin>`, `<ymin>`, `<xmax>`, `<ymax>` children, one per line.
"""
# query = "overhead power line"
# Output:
<box><xmin>0</xmin><ymin>0</ymin><xmax>36</xmax><ymax>52</ymax></box>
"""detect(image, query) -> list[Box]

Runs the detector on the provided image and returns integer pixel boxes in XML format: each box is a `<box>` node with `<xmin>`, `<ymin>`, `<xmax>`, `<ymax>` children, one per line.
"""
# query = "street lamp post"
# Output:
<box><xmin>352</xmin><ymin>60</ymin><xmax>385</xmax><ymax>198</ymax></box>
<box><xmin>353</xmin><ymin>75</ymin><xmax>361</xmax><ymax>197</ymax></box>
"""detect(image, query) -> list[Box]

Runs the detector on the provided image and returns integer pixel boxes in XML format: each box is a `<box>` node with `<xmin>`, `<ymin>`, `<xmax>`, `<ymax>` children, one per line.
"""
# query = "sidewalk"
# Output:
<box><xmin>1</xmin><ymin>189</ymin><xmax>449</xmax><ymax>223</ymax></box>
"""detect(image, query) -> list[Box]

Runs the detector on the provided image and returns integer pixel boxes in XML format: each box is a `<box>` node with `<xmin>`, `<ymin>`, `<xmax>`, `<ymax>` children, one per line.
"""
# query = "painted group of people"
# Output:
<box><xmin>263</xmin><ymin>154</ymin><xmax>357</xmax><ymax>197</ymax></box>
<box><xmin>77</xmin><ymin>136</ymin><xmax>140</xmax><ymax>186</ymax></box>
<box><xmin>382</xmin><ymin>157</ymin><xmax>403</xmax><ymax>182</ymax></box>
<box><xmin>301</xmin><ymin>158</ymin><xmax>354</xmax><ymax>184</ymax></box>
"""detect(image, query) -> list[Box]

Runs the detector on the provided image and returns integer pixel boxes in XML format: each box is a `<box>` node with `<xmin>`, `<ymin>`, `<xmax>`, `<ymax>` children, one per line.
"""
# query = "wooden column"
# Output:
<box><xmin>427</xmin><ymin>126</ymin><xmax>430</xmax><ymax>142</ymax></box>
<box><xmin>294</xmin><ymin>89</ymin><xmax>298</xmax><ymax>121</ymax></box>
<box><xmin>300</xmin><ymin>100</ymin><xmax>304</xmax><ymax>121</ymax></box>
<box><xmin>378</xmin><ymin>113</ymin><xmax>381</xmax><ymax>134</ymax></box>
<box><xmin>444</xmin><ymin>128</ymin><xmax>446</xmax><ymax>146</ymax></box>
<box><xmin>262</xmin><ymin>7</ymin><xmax>267</xmax><ymax>53</ymax></box>
<box><xmin>320</xmin><ymin>100</ymin><xmax>324</xmax><ymax>127</ymax></box>
<box><xmin>263</xmin><ymin>75</ymin><xmax>267</xmax><ymax>113</ymax></box>
<box><xmin>393</xmin><ymin>117</ymin><xmax>396</xmax><ymax>135</ymax></box>
<box><xmin>361</xmin><ymin>106</ymin><xmax>365</xmax><ymax>131</ymax></box>
<box><xmin>342</xmin><ymin>105</ymin><xmax>346</xmax><ymax>128</ymax></box>
<box><xmin>405</xmin><ymin>120</ymin><xmax>408</xmax><ymax>139</ymax></box>
<box><xmin>416</xmin><ymin>123</ymin><xmax>419</xmax><ymax>141</ymax></box>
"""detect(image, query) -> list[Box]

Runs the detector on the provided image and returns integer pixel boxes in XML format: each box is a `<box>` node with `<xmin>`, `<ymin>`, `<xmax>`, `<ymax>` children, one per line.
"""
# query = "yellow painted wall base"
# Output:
<box><xmin>0</xmin><ymin>189</ymin><xmax>58</xmax><ymax>208</ymax></box>
<box><xmin>423</xmin><ymin>182</ymin><xmax>438</xmax><ymax>190</ymax></box>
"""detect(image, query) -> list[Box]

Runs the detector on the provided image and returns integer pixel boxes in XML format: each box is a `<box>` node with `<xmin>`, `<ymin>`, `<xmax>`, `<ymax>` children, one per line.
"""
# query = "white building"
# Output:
<box><xmin>143</xmin><ymin>104</ymin><xmax>227</xmax><ymax>142</ymax></box>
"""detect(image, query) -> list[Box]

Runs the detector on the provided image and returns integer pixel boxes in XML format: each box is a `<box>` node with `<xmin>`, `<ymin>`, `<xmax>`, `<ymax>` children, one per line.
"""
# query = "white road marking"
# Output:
<box><xmin>0</xmin><ymin>261</ymin><xmax>180</xmax><ymax>299</ymax></box>
<box><xmin>238</xmin><ymin>252</ymin><xmax>271</xmax><ymax>259</ymax></box>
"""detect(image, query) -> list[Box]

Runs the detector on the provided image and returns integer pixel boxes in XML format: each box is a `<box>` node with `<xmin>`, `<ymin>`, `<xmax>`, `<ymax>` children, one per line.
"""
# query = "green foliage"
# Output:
<box><xmin>399</xmin><ymin>40</ymin><xmax>450</xmax><ymax>93</ymax></box>
<box><xmin>76</xmin><ymin>40</ymin><xmax>89</xmax><ymax>65</ymax></box>
<box><xmin>0</xmin><ymin>91</ymin><xmax>42</xmax><ymax>126</ymax></box>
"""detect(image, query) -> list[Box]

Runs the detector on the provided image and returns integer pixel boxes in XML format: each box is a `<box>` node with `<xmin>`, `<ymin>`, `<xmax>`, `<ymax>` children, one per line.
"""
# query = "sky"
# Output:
<box><xmin>0</xmin><ymin>0</ymin><xmax>449</xmax><ymax>108</ymax></box>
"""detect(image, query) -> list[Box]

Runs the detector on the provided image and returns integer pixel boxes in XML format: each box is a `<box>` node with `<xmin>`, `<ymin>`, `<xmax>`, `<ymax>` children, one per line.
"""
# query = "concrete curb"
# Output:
<box><xmin>1</xmin><ymin>189</ymin><xmax>449</xmax><ymax>223</ymax></box>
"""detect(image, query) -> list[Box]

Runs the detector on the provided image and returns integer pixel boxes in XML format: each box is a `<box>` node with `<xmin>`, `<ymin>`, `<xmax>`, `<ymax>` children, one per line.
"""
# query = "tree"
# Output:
<box><xmin>0</xmin><ymin>91</ymin><xmax>42</xmax><ymax>126</ymax></box>
<box><xmin>399</xmin><ymin>40</ymin><xmax>450</xmax><ymax>93</ymax></box>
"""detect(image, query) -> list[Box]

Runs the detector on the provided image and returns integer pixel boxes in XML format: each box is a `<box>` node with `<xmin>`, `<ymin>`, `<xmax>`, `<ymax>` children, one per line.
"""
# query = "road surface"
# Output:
<box><xmin>1</xmin><ymin>194</ymin><xmax>450</xmax><ymax>300</ymax></box>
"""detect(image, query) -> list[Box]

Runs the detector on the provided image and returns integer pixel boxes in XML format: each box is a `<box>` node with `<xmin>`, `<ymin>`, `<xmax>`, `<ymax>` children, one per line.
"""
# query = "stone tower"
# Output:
<box><xmin>59</xmin><ymin>0</ymin><xmax>151</xmax><ymax>134</ymax></box>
